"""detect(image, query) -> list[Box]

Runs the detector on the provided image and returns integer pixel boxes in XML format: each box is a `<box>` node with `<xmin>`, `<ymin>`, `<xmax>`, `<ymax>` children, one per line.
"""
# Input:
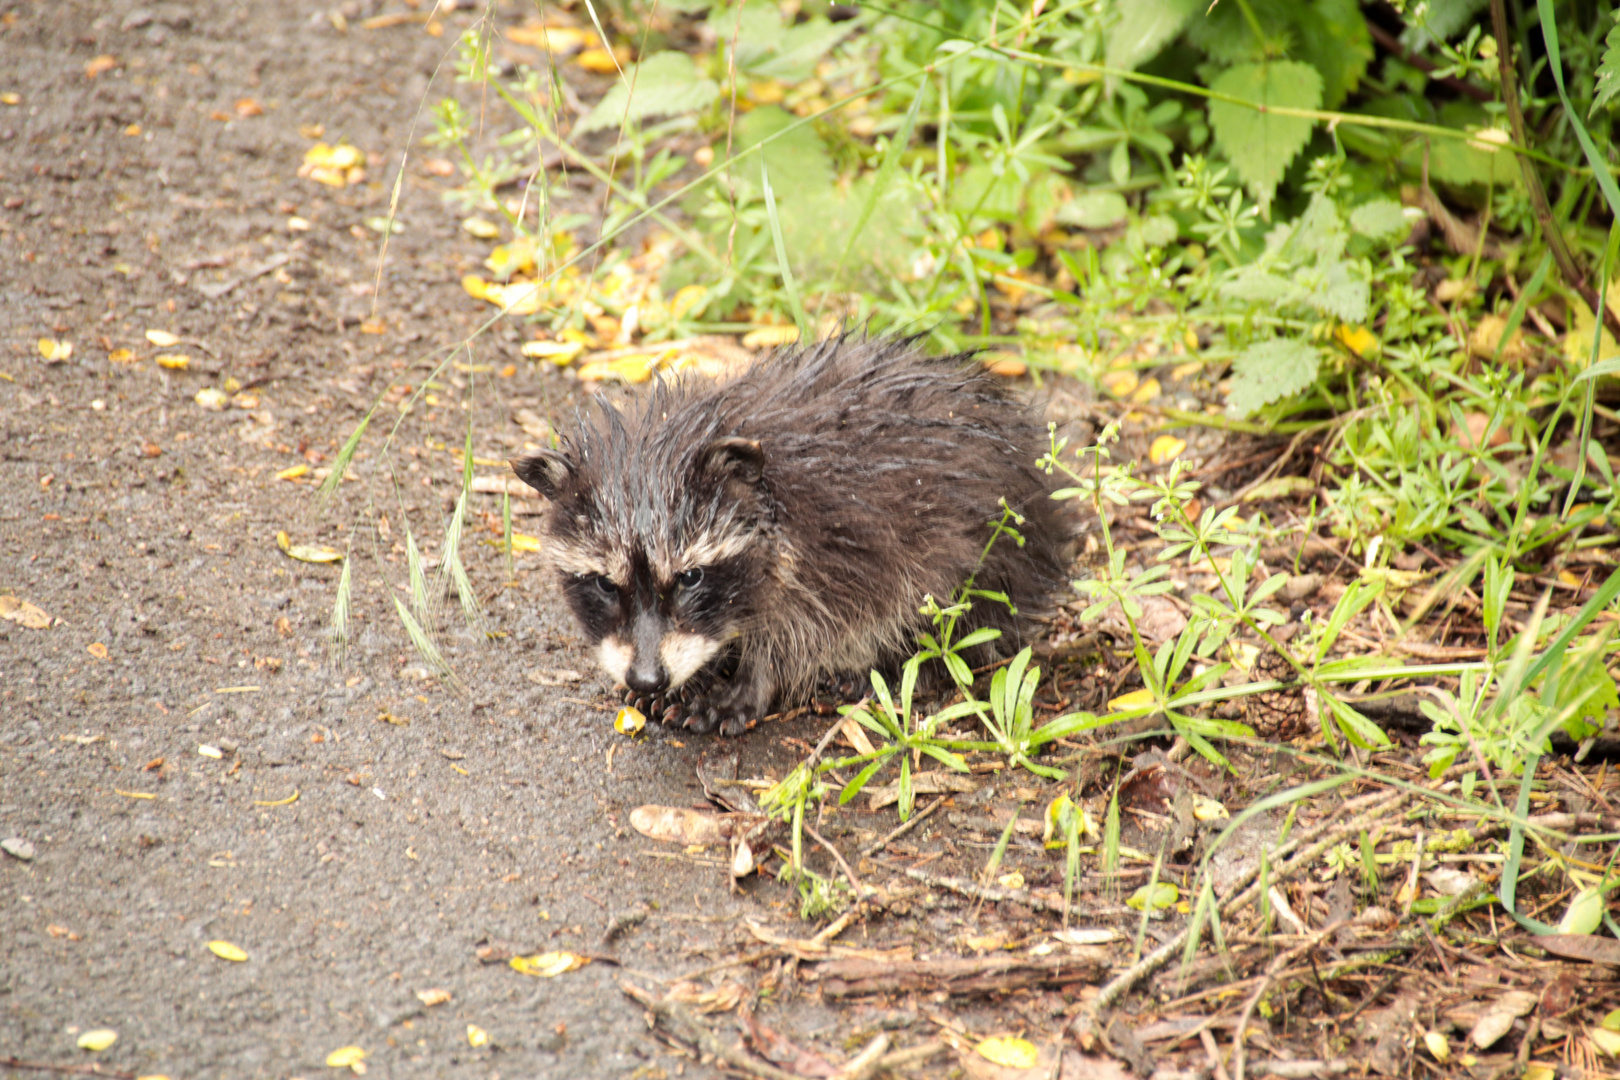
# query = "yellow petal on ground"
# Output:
<box><xmin>742</xmin><ymin>325</ymin><xmax>799</xmax><ymax>350</ymax></box>
<box><xmin>84</xmin><ymin>55</ymin><xmax>118</xmax><ymax>79</ymax></box>
<box><xmin>976</xmin><ymin>1036</ymin><xmax>1039</xmax><ymax>1068</ymax></box>
<box><xmin>1558</xmin><ymin>570</ymin><xmax>1583</xmax><ymax>588</ymax></box>
<box><xmin>615</xmin><ymin>706</ymin><xmax>646</xmax><ymax>736</ymax></box>
<box><xmin>1128</xmin><ymin>882</ymin><xmax>1179</xmax><ymax>911</ymax></box>
<box><xmin>484</xmin><ymin>236</ymin><xmax>539</xmax><ymax>276</ymax></box>
<box><xmin>108</xmin><ymin>348</ymin><xmax>135</xmax><ymax>363</ymax></box>
<box><xmin>38</xmin><ymin>338</ymin><xmax>73</xmax><ymax>361</ymax></box>
<box><xmin>475</xmin><ymin>280</ymin><xmax>545</xmax><ymax>316</ymax></box>
<box><xmin>1170</xmin><ymin>359</ymin><xmax>1202</xmax><ymax>381</ymax></box>
<box><xmin>1130</xmin><ymin>376</ymin><xmax>1162</xmax><ymax>403</ymax></box>
<box><xmin>157</xmin><ymin>354</ymin><xmax>192</xmax><ymax>370</ymax></box>
<box><xmin>87</xmin><ymin>642</ymin><xmax>109</xmax><ymax>660</ymax></box>
<box><xmin>208</xmin><ymin>940</ymin><xmax>248</xmax><ymax>962</ymax></box>
<box><xmin>415</xmin><ymin>988</ymin><xmax>452</xmax><ymax>1006</ymax></box>
<box><xmin>510</xmin><ymin>532</ymin><xmax>543</xmax><ymax>554</ymax></box>
<box><xmin>303</xmin><ymin>142</ymin><xmax>364</xmax><ymax>171</ymax></box>
<box><xmin>510</xmin><ymin>951</ymin><xmax>589</xmax><ymax>977</ymax></box>
<box><xmin>466</xmin><ymin>1025</ymin><xmax>489</xmax><ymax>1047</ymax></box>
<box><xmin>77</xmin><ymin>1029</ymin><xmax>118</xmax><ymax>1052</ymax></box>
<box><xmin>145</xmin><ymin>329</ymin><xmax>181</xmax><ymax>347</ymax></box>
<box><xmin>520</xmin><ymin>340</ymin><xmax>584</xmax><ymax>364</ymax></box>
<box><xmin>0</xmin><ymin>92</ymin><xmax>20</xmax><ymax>106</ymax></box>
<box><xmin>506</xmin><ymin>25</ymin><xmax>594</xmax><ymax>51</ymax></box>
<box><xmin>194</xmin><ymin>387</ymin><xmax>229</xmax><ymax>411</ymax></box>
<box><xmin>325</xmin><ymin>1046</ymin><xmax>367</xmax><ymax>1068</ymax></box>
<box><xmin>1192</xmin><ymin>795</ymin><xmax>1229</xmax><ymax>822</ymax></box>
<box><xmin>1108</xmin><ymin>688</ymin><xmax>1155</xmax><ymax>712</ymax></box>
<box><xmin>576</xmin><ymin>354</ymin><xmax>658</xmax><ymax>384</ymax></box>
<box><xmin>997</xmin><ymin>871</ymin><xmax>1025</xmax><ymax>890</ymax></box>
<box><xmin>1334</xmin><ymin>323</ymin><xmax>1379</xmax><ymax>358</ymax></box>
<box><xmin>575</xmin><ymin>46</ymin><xmax>624</xmax><ymax>73</ymax></box>
<box><xmin>1149</xmin><ymin>435</ymin><xmax>1186</xmax><ymax>464</ymax></box>
<box><xmin>277</xmin><ymin>464</ymin><xmax>310</xmax><ymax>481</ymax></box>
<box><xmin>1101</xmin><ymin>369</ymin><xmax>1138</xmax><ymax>397</ymax></box>
<box><xmin>462</xmin><ymin>217</ymin><xmax>500</xmax><ymax>239</ymax></box>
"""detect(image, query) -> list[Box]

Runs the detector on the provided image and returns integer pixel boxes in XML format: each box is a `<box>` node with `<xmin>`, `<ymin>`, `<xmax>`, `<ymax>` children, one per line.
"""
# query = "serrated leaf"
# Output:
<box><xmin>1209</xmin><ymin>61</ymin><xmax>1322</xmax><ymax>213</ymax></box>
<box><xmin>1594</xmin><ymin>14</ymin><xmax>1620</xmax><ymax>115</ymax></box>
<box><xmin>576</xmin><ymin>51</ymin><xmax>719</xmax><ymax>133</ymax></box>
<box><xmin>1227</xmin><ymin>338</ymin><xmax>1320</xmax><ymax>418</ymax></box>
<box><xmin>1350</xmin><ymin>198</ymin><xmax>1409</xmax><ymax>239</ymax></box>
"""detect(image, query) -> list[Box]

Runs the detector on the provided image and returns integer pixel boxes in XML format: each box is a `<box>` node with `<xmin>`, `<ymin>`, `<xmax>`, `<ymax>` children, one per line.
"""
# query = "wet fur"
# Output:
<box><xmin>513</xmin><ymin>336</ymin><xmax>1072</xmax><ymax>736</ymax></box>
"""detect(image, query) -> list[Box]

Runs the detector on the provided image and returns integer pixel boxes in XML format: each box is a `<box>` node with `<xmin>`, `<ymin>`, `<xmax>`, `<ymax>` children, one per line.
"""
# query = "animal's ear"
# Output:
<box><xmin>511</xmin><ymin>450</ymin><xmax>573</xmax><ymax>499</ymax></box>
<box><xmin>701</xmin><ymin>437</ymin><xmax>764</xmax><ymax>484</ymax></box>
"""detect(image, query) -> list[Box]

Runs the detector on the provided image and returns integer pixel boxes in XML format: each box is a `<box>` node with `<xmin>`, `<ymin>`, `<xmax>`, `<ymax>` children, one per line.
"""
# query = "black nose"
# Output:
<box><xmin>625</xmin><ymin>659</ymin><xmax>667</xmax><ymax>695</ymax></box>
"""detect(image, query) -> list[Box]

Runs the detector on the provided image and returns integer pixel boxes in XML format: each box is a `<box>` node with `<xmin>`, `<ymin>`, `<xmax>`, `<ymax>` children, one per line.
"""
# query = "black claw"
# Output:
<box><xmin>684</xmin><ymin>709</ymin><xmax>718</xmax><ymax>734</ymax></box>
<box><xmin>661</xmin><ymin>705</ymin><xmax>681</xmax><ymax>725</ymax></box>
<box><xmin>719</xmin><ymin>714</ymin><xmax>748</xmax><ymax>738</ymax></box>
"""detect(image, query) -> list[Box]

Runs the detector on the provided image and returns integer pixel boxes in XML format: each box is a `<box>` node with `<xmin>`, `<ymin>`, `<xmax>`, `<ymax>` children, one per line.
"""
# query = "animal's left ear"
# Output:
<box><xmin>511</xmin><ymin>450</ymin><xmax>574</xmax><ymax>499</ymax></box>
<box><xmin>701</xmin><ymin>437</ymin><xmax>764</xmax><ymax>484</ymax></box>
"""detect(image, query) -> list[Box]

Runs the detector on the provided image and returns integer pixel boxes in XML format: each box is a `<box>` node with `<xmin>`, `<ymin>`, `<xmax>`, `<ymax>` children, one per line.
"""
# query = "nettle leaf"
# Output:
<box><xmin>1594</xmin><ymin>13</ymin><xmax>1620</xmax><ymax>115</ymax></box>
<box><xmin>1227</xmin><ymin>338</ymin><xmax>1321</xmax><ymax>418</ymax></box>
<box><xmin>1305</xmin><ymin>261</ymin><xmax>1370</xmax><ymax>323</ymax></box>
<box><xmin>1105</xmin><ymin>0</ymin><xmax>1204</xmax><ymax>73</ymax></box>
<box><xmin>1350</xmin><ymin>198</ymin><xmax>1408</xmax><ymax>239</ymax></box>
<box><xmin>1209</xmin><ymin>61</ymin><xmax>1322</xmax><ymax>213</ymax></box>
<box><xmin>576</xmin><ymin>51</ymin><xmax>720</xmax><ymax>133</ymax></box>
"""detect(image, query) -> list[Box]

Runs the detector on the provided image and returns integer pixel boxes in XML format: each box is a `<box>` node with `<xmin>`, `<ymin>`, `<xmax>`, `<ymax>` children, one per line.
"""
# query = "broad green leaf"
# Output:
<box><xmin>1350</xmin><ymin>198</ymin><xmax>1409</xmax><ymax>239</ymax></box>
<box><xmin>1208</xmin><ymin>61</ymin><xmax>1322</xmax><ymax>213</ymax></box>
<box><xmin>1056</xmin><ymin>191</ymin><xmax>1129</xmax><ymax>229</ymax></box>
<box><xmin>1226</xmin><ymin>338</ymin><xmax>1320</xmax><ymax>418</ymax></box>
<box><xmin>1104</xmin><ymin>0</ymin><xmax>1202</xmax><ymax>74</ymax></box>
<box><xmin>576</xmin><ymin>52</ymin><xmax>719</xmax><ymax>133</ymax></box>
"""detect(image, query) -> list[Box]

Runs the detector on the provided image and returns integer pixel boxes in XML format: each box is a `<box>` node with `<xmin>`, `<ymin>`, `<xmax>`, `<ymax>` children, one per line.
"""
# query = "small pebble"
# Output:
<box><xmin>2</xmin><ymin>837</ymin><xmax>36</xmax><ymax>861</ymax></box>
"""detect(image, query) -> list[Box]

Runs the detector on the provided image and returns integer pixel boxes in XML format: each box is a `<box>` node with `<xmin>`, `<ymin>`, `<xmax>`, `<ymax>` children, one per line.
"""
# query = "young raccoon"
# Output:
<box><xmin>512</xmin><ymin>336</ymin><xmax>1071</xmax><ymax>737</ymax></box>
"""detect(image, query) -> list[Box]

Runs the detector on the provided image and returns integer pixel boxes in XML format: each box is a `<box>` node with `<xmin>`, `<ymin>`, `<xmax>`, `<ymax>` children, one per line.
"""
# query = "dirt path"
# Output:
<box><xmin>0</xmin><ymin>3</ymin><xmax>849</xmax><ymax>1075</ymax></box>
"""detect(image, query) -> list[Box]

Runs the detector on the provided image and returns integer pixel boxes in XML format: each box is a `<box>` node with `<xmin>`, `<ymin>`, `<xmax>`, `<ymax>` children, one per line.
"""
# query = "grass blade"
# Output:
<box><xmin>317</xmin><ymin>408</ymin><xmax>372</xmax><ymax>502</ymax></box>
<box><xmin>405</xmin><ymin>525</ymin><xmax>431</xmax><ymax>627</ymax></box>
<box><xmin>391</xmin><ymin>593</ymin><xmax>456</xmax><ymax>684</ymax></box>
<box><xmin>761</xmin><ymin>158</ymin><xmax>812</xmax><ymax>345</ymax></box>
<box><xmin>830</xmin><ymin>76</ymin><xmax>926</xmax><ymax>291</ymax></box>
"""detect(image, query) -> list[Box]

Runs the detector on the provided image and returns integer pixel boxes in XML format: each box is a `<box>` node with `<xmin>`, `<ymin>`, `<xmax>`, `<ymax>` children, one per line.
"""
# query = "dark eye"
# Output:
<box><xmin>676</xmin><ymin>567</ymin><xmax>704</xmax><ymax>589</ymax></box>
<box><xmin>591</xmin><ymin>574</ymin><xmax>618</xmax><ymax>596</ymax></box>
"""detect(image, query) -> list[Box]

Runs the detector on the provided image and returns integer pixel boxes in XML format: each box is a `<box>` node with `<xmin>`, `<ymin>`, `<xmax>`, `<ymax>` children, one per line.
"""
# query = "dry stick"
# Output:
<box><xmin>1088</xmin><ymin>784</ymin><xmax>1413</xmax><ymax>1014</ymax></box>
<box><xmin>859</xmin><ymin>795</ymin><xmax>945</xmax><ymax>857</ymax></box>
<box><xmin>623</xmin><ymin>982</ymin><xmax>803</xmax><ymax>1080</ymax></box>
<box><xmin>806</xmin><ymin>823</ymin><xmax>870</xmax><ymax>901</ymax></box>
<box><xmin>1230</xmin><ymin>920</ymin><xmax>1350</xmax><ymax>1080</ymax></box>
<box><xmin>0</xmin><ymin>1061</ymin><xmax>134</xmax><ymax>1080</ymax></box>
<box><xmin>1488</xmin><ymin>0</ymin><xmax>1620</xmax><ymax>339</ymax></box>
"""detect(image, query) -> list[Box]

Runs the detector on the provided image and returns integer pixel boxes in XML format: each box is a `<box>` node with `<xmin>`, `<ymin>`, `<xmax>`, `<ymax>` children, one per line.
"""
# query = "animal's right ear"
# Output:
<box><xmin>511</xmin><ymin>450</ymin><xmax>573</xmax><ymax>499</ymax></box>
<box><xmin>701</xmin><ymin>437</ymin><xmax>764</xmax><ymax>485</ymax></box>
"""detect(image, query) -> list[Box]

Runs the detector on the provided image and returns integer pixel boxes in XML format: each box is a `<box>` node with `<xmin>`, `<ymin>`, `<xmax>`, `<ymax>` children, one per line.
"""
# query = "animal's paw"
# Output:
<box><xmin>811</xmin><ymin>671</ymin><xmax>866</xmax><ymax>714</ymax></box>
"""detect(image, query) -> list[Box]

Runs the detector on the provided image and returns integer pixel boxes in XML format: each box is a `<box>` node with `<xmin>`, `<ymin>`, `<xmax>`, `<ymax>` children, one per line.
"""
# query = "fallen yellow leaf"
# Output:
<box><xmin>146</xmin><ymin>329</ymin><xmax>181</xmax><ymax>347</ymax></box>
<box><xmin>576</xmin><ymin>353</ymin><xmax>659</xmax><ymax>384</ymax></box>
<box><xmin>415</xmin><ymin>988</ymin><xmax>452</xmax><ymax>1007</ymax></box>
<box><xmin>575</xmin><ymin>46</ymin><xmax>625</xmax><ymax>73</ymax></box>
<box><xmin>325</xmin><ymin>1046</ymin><xmax>367</xmax><ymax>1068</ymax></box>
<box><xmin>77</xmin><ymin>1029</ymin><xmax>118</xmax><ymax>1052</ymax></box>
<box><xmin>87</xmin><ymin>642</ymin><xmax>109</xmax><ymax>660</ymax></box>
<box><xmin>1101</xmin><ymin>369</ymin><xmax>1138</xmax><ymax>397</ymax></box>
<box><xmin>84</xmin><ymin>55</ymin><xmax>117</xmax><ymax>79</ymax></box>
<box><xmin>0</xmin><ymin>595</ymin><xmax>52</xmax><ymax>629</ymax></box>
<box><xmin>276</xmin><ymin>531</ymin><xmax>344</xmax><ymax>564</ymax></box>
<box><xmin>207</xmin><ymin>940</ymin><xmax>248</xmax><ymax>962</ymax></box>
<box><xmin>276</xmin><ymin>464</ymin><xmax>310</xmax><ymax>481</ymax></box>
<box><xmin>1107</xmin><ymin>688</ymin><xmax>1155</xmax><ymax>712</ymax></box>
<box><xmin>38</xmin><ymin>338</ymin><xmax>73</xmax><ymax>361</ymax></box>
<box><xmin>1149</xmin><ymin>434</ymin><xmax>1186</xmax><ymax>464</ymax></box>
<box><xmin>520</xmin><ymin>340</ymin><xmax>585</xmax><ymax>364</ymax></box>
<box><xmin>462</xmin><ymin>217</ymin><xmax>500</xmax><ymax>239</ymax></box>
<box><xmin>976</xmin><ymin>1035</ymin><xmax>1039</xmax><ymax>1068</ymax></box>
<box><xmin>467</xmin><ymin>1025</ymin><xmax>489</xmax><ymax>1047</ymax></box>
<box><xmin>742</xmin><ymin>325</ymin><xmax>799</xmax><ymax>350</ymax></box>
<box><xmin>108</xmin><ymin>348</ymin><xmax>135</xmax><ymax>363</ymax></box>
<box><xmin>511</xmin><ymin>533</ymin><xmax>543</xmax><ymax>554</ymax></box>
<box><xmin>156</xmin><ymin>354</ymin><xmax>191</xmax><ymax>370</ymax></box>
<box><xmin>510</xmin><ymin>951</ymin><xmax>589</xmax><ymax>977</ymax></box>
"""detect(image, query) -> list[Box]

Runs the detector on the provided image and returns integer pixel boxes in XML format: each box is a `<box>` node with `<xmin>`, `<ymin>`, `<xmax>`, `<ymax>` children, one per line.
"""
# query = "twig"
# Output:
<box><xmin>0</xmin><ymin>1061</ymin><xmax>135</xmax><ymax>1080</ymax></box>
<box><xmin>1231</xmin><ymin>920</ymin><xmax>1349</xmax><ymax>1080</ymax></box>
<box><xmin>884</xmin><ymin>860</ymin><xmax>1134</xmax><ymax>920</ymax></box>
<box><xmin>1086</xmin><ymin>784</ymin><xmax>1413</xmax><ymax>1014</ymax></box>
<box><xmin>622</xmin><ymin>982</ymin><xmax>802</xmax><ymax>1080</ymax></box>
<box><xmin>805</xmin><ymin>824</ymin><xmax>870</xmax><ymax>900</ymax></box>
<box><xmin>859</xmin><ymin>795</ymin><xmax>945</xmax><ymax>856</ymax></box>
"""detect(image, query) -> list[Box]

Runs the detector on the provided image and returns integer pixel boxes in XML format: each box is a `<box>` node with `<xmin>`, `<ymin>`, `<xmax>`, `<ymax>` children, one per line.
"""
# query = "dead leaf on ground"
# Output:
<box><xmin>629</xmin><ymin>805</ymin><xmax>741</xmax><ymax>846</ymax></box>
<box><xmin>0</xmin><ymin>595</ymin><xmax>52</xmax><ymax>629</ymax></box>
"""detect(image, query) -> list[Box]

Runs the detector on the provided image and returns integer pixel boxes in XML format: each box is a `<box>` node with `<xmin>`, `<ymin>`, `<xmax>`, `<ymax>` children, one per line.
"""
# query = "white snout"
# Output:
<box><xmin>597</xmin><ymin>636</ymin><xmax>633</xmax><ymax>685</ymax></box>
<box><xmin>660</xmin><ymin>632</ymin><xmax>723</xmax><ymax>688</ymax></box>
